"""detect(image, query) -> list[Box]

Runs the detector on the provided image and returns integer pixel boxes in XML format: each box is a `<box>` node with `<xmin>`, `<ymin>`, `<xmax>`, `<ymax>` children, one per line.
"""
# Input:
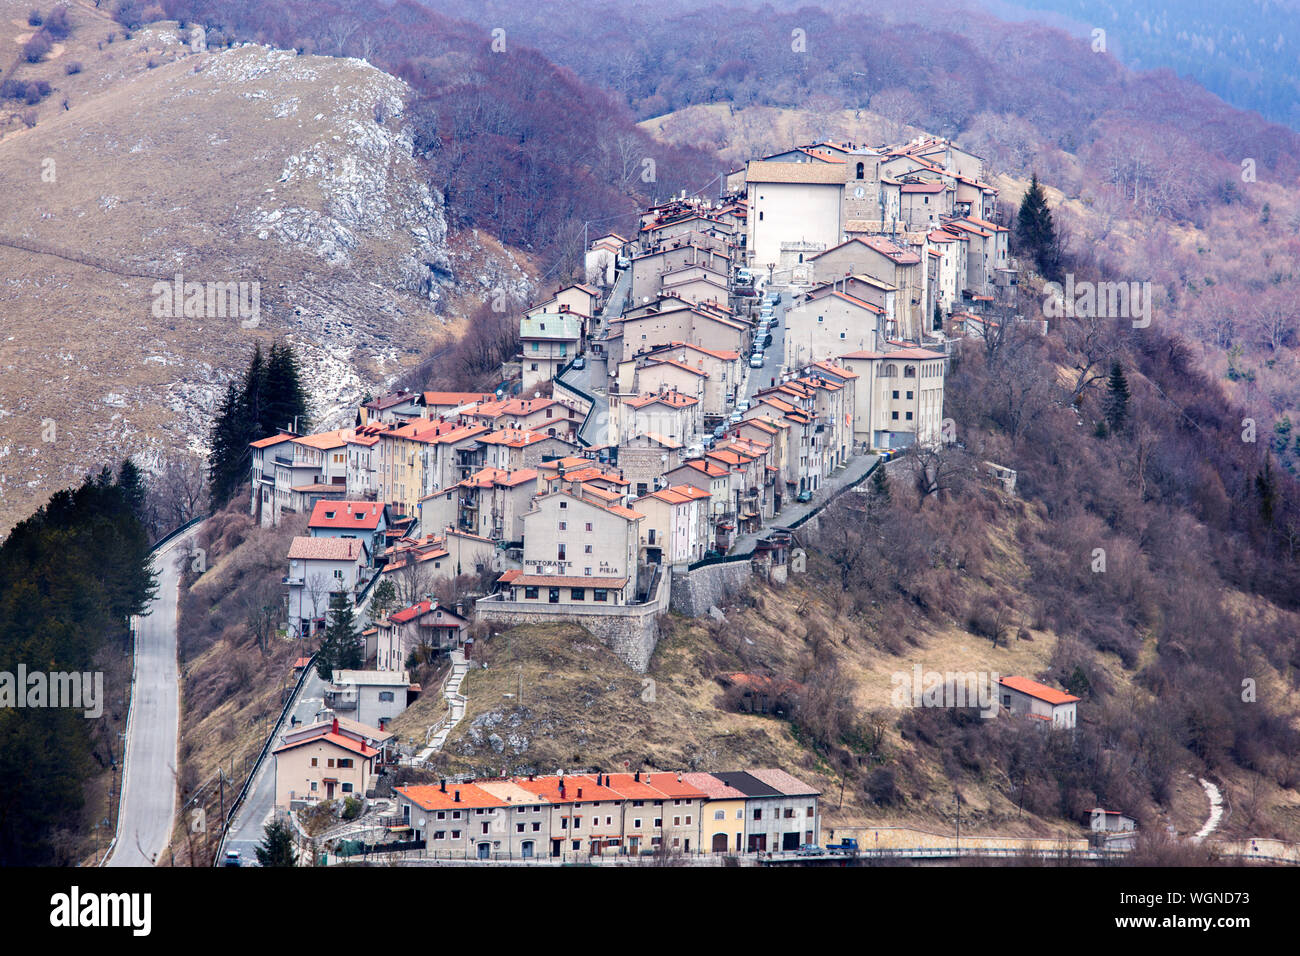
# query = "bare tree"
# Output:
<box><xmin>902</xmin><ymin>441</ymin><xmax>973</xmax><ymax>504</ymax></box>
<box><xmin>391</xmin><ymin>558</ymin><xmax>432</xmax><ymax>610</ymax></box>
<box><xmin>1061</xmin><ymin>312</ymin><xmax>1119</xmax><ymax>406</ymax></box>
<box><xmin>305</xmin><ymin>573</ymin><xmax>333</xmax><ymax>636</ymax></box>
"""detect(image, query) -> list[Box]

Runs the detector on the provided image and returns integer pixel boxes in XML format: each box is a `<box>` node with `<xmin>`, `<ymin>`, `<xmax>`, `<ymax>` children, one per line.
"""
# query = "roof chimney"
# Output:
<box><xmin>634</xmin><ymin>770</ymin><xmax>641</xmax><ymax>783</ymax></box>
<box><xmin>454</xmin><ymin>789</ymin><xmax>461</xmax><ymax>802</ymax></box>
<box><xmin>577</xmin><ymin>787</ymin><xmax>583</xmax><ymax>799</ymax></box>
<box><xmin>440</xmin><ymin>778</ymin><xmax>447</xmax><ymax>793</ymax></box>
<box><xmin>331</xmin><ymin>717</ymin><xmax>339</xmax><ymax>734</ymax></box>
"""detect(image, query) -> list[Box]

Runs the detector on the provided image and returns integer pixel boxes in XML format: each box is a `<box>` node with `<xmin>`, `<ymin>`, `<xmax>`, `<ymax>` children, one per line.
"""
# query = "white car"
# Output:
<box><xmin>750</xmin><ymin>353</ymin><xmax>764</xmax><ymax>368</ymax></box>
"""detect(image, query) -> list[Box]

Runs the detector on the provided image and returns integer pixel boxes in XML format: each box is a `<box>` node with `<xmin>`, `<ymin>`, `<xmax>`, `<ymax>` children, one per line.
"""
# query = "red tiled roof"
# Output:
<box><xmin>396</xmin><ymin>783</ymin><xmax>510</xmax><ymax>811</ymax></box>
<box><xmin>287</xmin><ymin>536</ymin><xmax>367</xmax><ymax>562</ymax></box>
<box><xmin>309</xmin><ymin>500</ymin><xmax>385</xmax><ymax>530</ymax></box>
<box><xmin>1000</xmin><ymin>676</ymin><xmax>1080</xmax><ymax>706</ymax></box>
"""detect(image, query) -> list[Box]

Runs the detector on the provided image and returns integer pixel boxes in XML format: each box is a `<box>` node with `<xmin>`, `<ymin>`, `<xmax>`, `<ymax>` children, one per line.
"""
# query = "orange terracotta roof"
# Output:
<box><xmin>999</xmin><ymin>676</ymin><xmax>1080</xmax><ymax>706</ymax></box>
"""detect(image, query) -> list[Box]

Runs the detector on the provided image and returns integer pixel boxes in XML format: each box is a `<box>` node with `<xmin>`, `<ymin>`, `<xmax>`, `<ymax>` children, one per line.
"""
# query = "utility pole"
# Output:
<box><xmin>954</xmin><ymin>789</ymin><xmax>961</xmax><ymax>851</ymax></box>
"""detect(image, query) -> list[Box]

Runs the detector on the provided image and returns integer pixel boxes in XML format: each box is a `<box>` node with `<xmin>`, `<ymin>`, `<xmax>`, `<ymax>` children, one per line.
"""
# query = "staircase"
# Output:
<box><xmin>412</xmin><ymin>650</ymin><xmax>470</xmax><ymax>765</ymax></box>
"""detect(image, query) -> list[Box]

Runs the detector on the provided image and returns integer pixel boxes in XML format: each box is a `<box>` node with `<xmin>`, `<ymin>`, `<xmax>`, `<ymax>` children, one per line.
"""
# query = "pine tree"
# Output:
<box><xmin>207</xmin><ymin>380</ymin><xmax>252</xmax><ymax>506</ymax></box>
<box><xmin>1103</xmin><ymin>361</ymin><xmax>1130</xmax><ymax>435</ymax></box>
<box><xmin>240</xmin><ymin>343</ymin><xmax>266</xmax><ymax>438</ymax></box>
<box><xmin>1016</xmin><ymin>173</ymin><xmax>1060</xmax><ymax>280</ymax></box>
<box><xmin>255</xmin><ymin>819</ymin><xmax>299</xmax><ymax>867</ymax></box>
<box><xmin>316</xmin><ymin>590</ymin><xmax>362</xmax><ymax>680</ymax></box>
<box><xmin>117</xmin><ymin>458</ymin><xmax>147</xmax><ymax>520</ymax></box>
<box><xmin>1256</xmin><ymin>457</ymin><xmax>1276</xmax><ymax>527</ymax></box>
<box><xmin>871</xmin><ymin>462</ymin><xmax>891</xmax><ymax>504</ymax></box>
<box><xmin>262</xmin><ymin>343</ymin><xmax>311</xmax><ymax>437</ymax></box>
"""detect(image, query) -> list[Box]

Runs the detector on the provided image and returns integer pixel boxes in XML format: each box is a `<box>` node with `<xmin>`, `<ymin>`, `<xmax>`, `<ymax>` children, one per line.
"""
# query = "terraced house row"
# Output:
<box><xmin>393</xmin><ymin>768</ymin><xmax>821</xmax><ymax>859</ymax></box>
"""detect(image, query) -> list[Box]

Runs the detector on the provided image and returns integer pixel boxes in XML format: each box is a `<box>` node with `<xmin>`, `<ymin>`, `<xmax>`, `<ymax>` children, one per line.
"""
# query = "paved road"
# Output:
<box><xmin>219</xmin><ymin>669</ymin><xmax>327</xmax><ymax>866</ymax></box>
<box><xmin>743</xmin><ymin>287</ymin><xmax>789</xmax><ymax>403</ymax></box>
<box><xmin>730</xmin><ymin>453</ymin><xmax>880</xmax><ymax>556</ymax></box>
<box><xmin>105</xmin><ymin>526</ymin><xmax>199</xmax><ymax>867</ymax></box>
<box><xmin>561</xmin><ymin>266</ymin><xmax>628</xmax><ymax>447</ymax></box>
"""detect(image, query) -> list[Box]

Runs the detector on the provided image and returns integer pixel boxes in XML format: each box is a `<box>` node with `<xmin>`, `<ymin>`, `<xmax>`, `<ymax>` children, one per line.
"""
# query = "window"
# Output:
<box><xmin>584</xmin><ymin>567</ymin><xmax>592</xmax><ymax>575</ymax></box>
<box><xmin>437</xmin><ymin>811</ymin><xmax>446</xmax><ymax>820</ymax></box>
<box><xmin>452</xmin><ymin>830</ymin><xmax>461</xmax><ymax>839</ymax></box>
<box><xmin>342</xmin><ymin>783</ymin><xmax>353</xmax><ymax>793</ymax></box>
<box><xmin>434</xmin><ymin>831</ymin><xmax>446</xmax><ymax>841</ymax></box>
<box><xmin>560</xmin><ymin>500</ymin><xmax>567</xmax><ymax>509</ymax></box>
<box><xmin>532</xmin><ymin>822</ymin><xmax>541</xmax><ymax>831</ymax></box>
<box><xmin>714</xmin><ymin>810</ymin><xmax>725</xmax><ymax>820</ymax></box>
<box><xmin>633</xmin><ymin>800</ymin><xmax>644</xmax><ymax>808</ymax></box>
<box><xmin>594</xmin><ymin>589</ymin><xmax>608</xmax><ymax>602</ymax></box>
<box><xmin>559</xmin><ymin>521</ymin><xmax>567</xmax><ymax>531</ymax></box>
<box><xmin>686</xmin><ymin>816</ymin><xmax>692</xmax><ymax>825</ymax></box>
<box><xmin>571</xmin><ymin>588</ymin><xmax>585</xmax><ymax>601</ymax></box>
<box><xmin>338</xmin><ymin>758</ymin><xmax>353</xmax><ymax>769</ymax></box>
<box><xmin>892</xmin><ymin>390</ymin><xmax>900</xmax><ymax>399</ymax></box>
<box><xmin>753</xmin><ymin>808</ymin><xmax>762</xmax><ymax>820</ymax></box>
<box><xmin>573</xmin><ymin>817</ymin><xmax>582</xmax><ymax>828</ymax></box>
<box><xmin>378</xmin><ymin>691</ymin><xmax>394</xmax><ymax>702</ymax></box>
<box><xmin>906</xmin><ymin>412</ymin><xmax>913</xmax><ymax>421</ymax></box>
<box><xmin>654</xmin><ymin>818</ymin><xmax>663</xmax><ymax>828</ymax></box>
<box><xmin>784</xmin><ymin>808</ymin><xmax>795</xmax><ymax>818</ymax></box>
<box><xmin>585</xmin><ymin>522</ymin><xmax>593</xmax><ymax>532</ymax></box>
<box><xmin>906</xmin><ymin>391</ymin><xmax>913</xmax><ymax>400</ymax></box>
<box><xmin>452</xmin><ymin>811</ymin><xmax>461</xmax><ymax>819</ymax></box>
<box><xmin>633</xmin><ymin>819</ymin><xmax>642</xmax><ymax>828</ymax></box>
<box><xmin>310</xmin><ymin>757</ymin><xmax>318</xmax><ymax>767</ymax></box>
<box><xmin>327</xmin><ymin>758</ymin><xmax>335</xmax><ymax>768</ymax></box>
<box><xmin>310</xmin><ymin>781</ymin><xmax>318</xmax><ymax>791</ymax></box>
<box><xmin>892</xmin><ymin>411</ymin><xmax>899</xmax><ymax>421</ymax></box>
<box><xmin>584</xmin><ymin>544</ymin><xmax>592</xmax><ymax>554</ymax></box>
<box><xmin>333</xmin><ymin>569</ymin><xmax>343</xmax><ymax>579</ymax></box>
<box><xmin>524</xmin><ymin>586</ymin><xmax>539</xmax><ymax>600</ymax></box>
<box><xmin>517</xmin><ymin>823</ymin><xmax>525</xmax><ymax>833</ymax></box>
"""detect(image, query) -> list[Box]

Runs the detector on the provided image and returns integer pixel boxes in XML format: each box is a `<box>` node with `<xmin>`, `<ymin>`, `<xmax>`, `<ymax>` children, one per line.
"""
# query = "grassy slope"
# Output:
<box><xmin>0</xmin><ymin>2</ymin><xmax>534</xmax><ymax>534</ymax></box>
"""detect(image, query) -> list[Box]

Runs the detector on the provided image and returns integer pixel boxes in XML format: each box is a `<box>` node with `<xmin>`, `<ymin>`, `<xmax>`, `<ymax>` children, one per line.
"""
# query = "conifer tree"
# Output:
<box><xmin>316</xmin><ymin>590</ymin><xmax>362</xmax><ymax>680</ymax></box>
<box><xmin>1104</xmin><ymin>360</ymin><xmax>1130</xmax><ymax>435</ymax></box>
<box><xmin>255</xmin><ymin>819</ymin><xmax>299</xmax><ymax>867</ymax></box>
<box><xmin>262</xmin><ymin>343</ymin><xmax>311</xmax><ymax>436</ymax></box>
<box><xmin>207</xmin><ymin>380</ymin><xmax>251</xmax><ymax>506</ymax></box>
<box><xmin>1016</xmin><ymin>173</ymin><xmax>1061</xmax><ymax>280</ymax></box>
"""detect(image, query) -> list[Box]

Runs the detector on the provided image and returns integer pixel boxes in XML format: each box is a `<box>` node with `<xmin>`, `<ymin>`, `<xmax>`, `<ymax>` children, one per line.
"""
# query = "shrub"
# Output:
<box><xmin>146</xmin><ymin>56</ymin><xmax>158</xmax><ymax>69</ymax></box>
<box><xmin>28</xmin><ymin>9</ymin><xmax>42</xmax><ymax>27</ymax></box>
<box><xmin>22</xmin><ymin>110</ymin><xmax>38</xmax><ymax>129</ymax></box>
<box><xmin>45</xmin><ymin>4</ymin><xmax>71</xmax><ymax>39</ymax></box>
<box><xmin>341</xmin><ymin>796</ymin><xmax>362</xmax><ymax>820</ymax></box>
<box><xmin>65</xmin><ymin>60</ymin><xmax>82</xmax><ymax>75</ymax></box>
<box><xmin>24</xmin><ymin>31</ymin><xmax>52</xmax><ymax>63</ymax></box>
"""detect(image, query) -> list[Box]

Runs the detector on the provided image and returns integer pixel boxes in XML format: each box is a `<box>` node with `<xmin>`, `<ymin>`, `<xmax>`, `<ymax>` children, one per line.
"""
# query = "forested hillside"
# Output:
<box><xmin>0</xmin><ymin>467</ymin><xmax>156</xmax><ymax>864</ymax></box>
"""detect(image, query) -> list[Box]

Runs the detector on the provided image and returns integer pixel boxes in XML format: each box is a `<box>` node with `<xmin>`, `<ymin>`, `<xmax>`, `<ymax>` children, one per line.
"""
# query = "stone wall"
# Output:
<box><xmin>474</xmin><ymin>572</ymin><xmax>668</xmax><ymax>672</ymax></box>
<box><xmin>669</xmin><ymin>560</ymin><xmax>753</xmax><ymax>617</ymax></box>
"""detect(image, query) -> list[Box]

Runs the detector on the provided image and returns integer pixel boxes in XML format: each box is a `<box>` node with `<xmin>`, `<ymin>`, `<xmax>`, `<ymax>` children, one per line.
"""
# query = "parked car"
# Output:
<box><xmin>571</xmin><ymin>355</ymin><xmax>585</xmax><ymax>369</ymax></box>
<box><xmin>750</xmin><ymin>353</ymin><xmax>764</xmax><ymax>368</ymax></box>
<box><xmin>224</xmin><ymin>849</ymin><xmax>242</xmax><ymax>867</ymax></box>
<box><xmin>736</xmin><ymin>400</ymin><xmax>750</xmax><ymax>412</ymax></box>
<box><xmin>825</xmin><ymin>838</ymin><xmax>859</xmax><ymax>855</ymax></box>
<box><xmin>713</xmin><ymin>424</ymin><xmax>728</xmax><ymax>438</ymax></box>
<box><xmin>796</xmin><ymin>489</ymin><xmax>812</xmax><ymax>503</ymax></box>
<box><xmin>797</xmin><ymin>843</ymin><xmax>822</xmax><ymax>856</ymax></box>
